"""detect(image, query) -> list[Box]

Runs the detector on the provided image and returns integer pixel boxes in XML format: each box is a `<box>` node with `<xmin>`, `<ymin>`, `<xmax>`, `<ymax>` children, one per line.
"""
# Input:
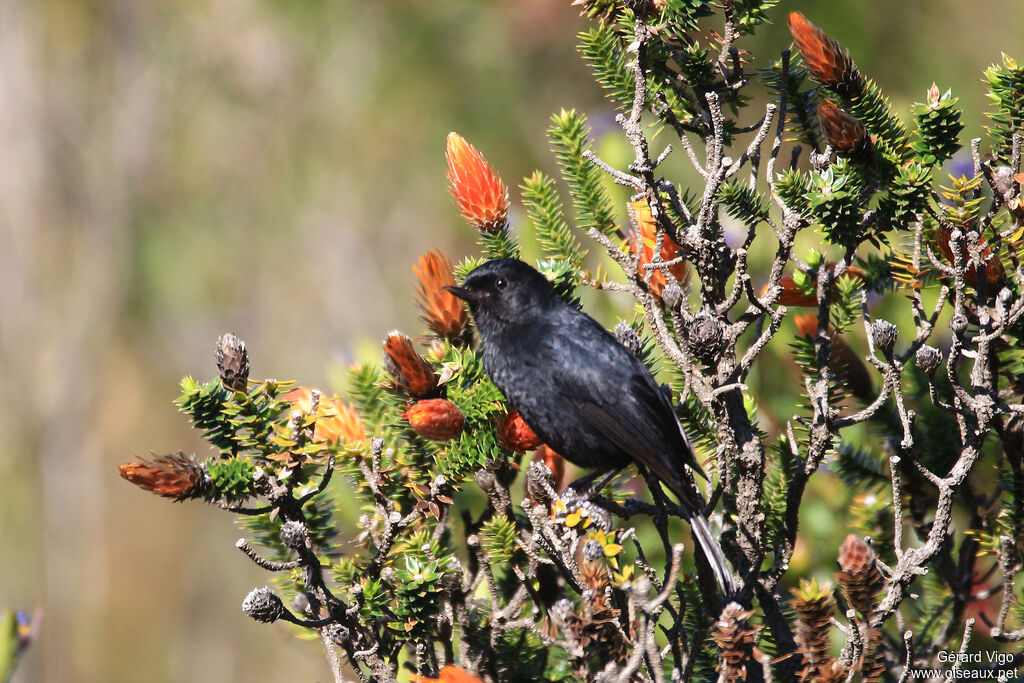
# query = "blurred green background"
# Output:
<box><xmin>0</xmin><ymin>1</ymin><xmax>1020</xmax><ymax>680</ymax></box>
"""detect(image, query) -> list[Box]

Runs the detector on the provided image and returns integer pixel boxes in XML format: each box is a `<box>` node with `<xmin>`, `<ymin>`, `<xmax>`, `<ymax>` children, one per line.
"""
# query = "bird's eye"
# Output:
<box><xmin>494</xmin><ymin>277</ymin><xmax>507</xmax><ymax>290</ymax></box>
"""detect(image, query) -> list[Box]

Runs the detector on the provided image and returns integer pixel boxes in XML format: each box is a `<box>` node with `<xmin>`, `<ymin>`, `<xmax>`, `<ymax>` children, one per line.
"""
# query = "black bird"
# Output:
<box><xmin>447</xmin><ymin>258</ymin><xmax>735</xmax><ymax>594</ymax></box>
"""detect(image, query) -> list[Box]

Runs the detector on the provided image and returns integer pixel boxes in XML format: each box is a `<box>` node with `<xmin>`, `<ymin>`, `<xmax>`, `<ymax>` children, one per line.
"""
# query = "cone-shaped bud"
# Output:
<box><xmin>661</xmin><ymin>282</ymin><xmax>684</xmax><ymax>310</ymax></box>
<box><xmin>524</xmin><ymin>460</ymin><xmax>555</xmax><ymax>508</ymax></box>
<box><xmin>915</xmin><ymin>345</ymin><xmax>942</xmax><ymax>375</ymax></box>
<box><xmin>383</xmin><ymin>332</ymin><xmax>438</xmax><ymax>398</ymax></box>
<box><xmin>445</xmin><ymin>132</ymin><xmax>509</xmax><ymax>234</ymax></box>
<box><xmin>713</xmin><ymin>602</ymin><xmax>763</xmax><ymax>683</ymax></box>
<box><xmin>870</xmin><ymin>320</ymin><xmax>898</xmax><ymax>355</ymax></box>
<box><xmin>216</xmin><ymin>333</ymin><xmax>249</xmax><ymax>392</ymax></box>
<box><xmin>787</xmin><ymin>12</ymin><xmax>861</xmax><ymax>96</ymax></box>
<box><xmin>242</xmin><ymin>586</ymin><xmax>285</xmax><ymax>623</ymax></box>
<box><xmin>790</xmin><ymin>579</ymin><xmax>841</xmax><ymax>683</ymax></box>
<box><xmin>686</xmin><ymin>311</ymin><xmax>725</xmax><ymax>360</ymax></box>
<box><xmin>817</xmin><ymin>100</ymin><xmax>873</xmax><ymax>163</ymax></box>
<box><xmin>279</xmin><ymin>521</ymin><xmax>309</xmax><ymax>550</ymax></box>
<box><xmin>836</xmin><ymin>535</ymin><xmax>886</xmax><ymax>681</ymax></box>
<box><xmin>835</xmin><ymin>534</ymin><xmax>884</xmax><ymax>616</ymax></box>
<box><xmin>406</xmin><ymin>399</ymin><xmax>464</xmax><ymax>442</ymax></box>
<box><xmin>119</xmin><ymin>452</ymin><xmax>208</xmax><ymax>501</ymax></box>
<box><xmin>579</xmin><ymin>558</ymin><xmax>610</xmax><ymax>593</ymax></box>
<box><xmin>413</xmin><ymin>250</ymin><xmax>469</xmax><ymax>342</ymax></box>
<box><xmin>475</xmin><ymin>469</ymin><xmax>496</xmax><ymax>495</ymax></box>
<box><xmin>326</xmin><ymin>623</ymin><xmax>351</xmax><ymax>646</ymax></box>
<box><xmin>614</xmin><ymin>321</ymin><xmax>643</xmax><ymax>357</ymax></box>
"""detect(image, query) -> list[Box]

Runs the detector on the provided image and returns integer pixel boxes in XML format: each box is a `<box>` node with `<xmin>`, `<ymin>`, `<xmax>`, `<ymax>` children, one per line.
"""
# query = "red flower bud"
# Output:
<box><xmin>119</xmin><ymin>452</ymin><xmax>208</xmax><ymax>501</ymax></box>
<box><xmin>497</xmin><ymin>410</ymin><xmax>542</xmax><ymax>453</ymax></box>
<box><xmin>413</xmin><ymin>250</ymin><xmax>469</xmax><ymax>342</ymax></box>
<box><xmin>406</xmin><ymin>399</ymin><xmax>465</xmax><ymax>442</ymax></box>
<box><xmin>788</xmin><ymin>12</ymin><xmax>861</xmax><ymax>96</ymax></box>
<box><xmin>817</xmin><ymin>100</ymin><xmax>873</xmax><ymax>163</ymax></box>
<box><xmin>383</xmin><ymin>332</ymin><xmax>438</xmax><ymax>398</ymax></box>
<box><xmin>934</xmin><ymin>226</ymin><xmax>1005</xmax><ymax>288</ymax></box>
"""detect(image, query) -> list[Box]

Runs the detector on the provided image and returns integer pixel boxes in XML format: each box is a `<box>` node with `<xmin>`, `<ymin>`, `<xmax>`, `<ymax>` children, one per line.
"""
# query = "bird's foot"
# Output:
<box><xmin>553</xmin><ymin>468</ymin><xmax>625</xmax><ymax>532</ymax></box>
<box><xmin>553</xmin><ymin>490</ymin><xmax>612</xmax><ymax>531</ymax></box>
<box><xmin>564</xmin><ymin>468</ymin><xmax>623</xmax><ymax>500</ymax></box>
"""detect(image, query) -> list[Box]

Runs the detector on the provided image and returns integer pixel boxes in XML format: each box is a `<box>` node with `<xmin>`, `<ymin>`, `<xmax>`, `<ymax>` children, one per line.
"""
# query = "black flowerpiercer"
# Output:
<box><xmin>447</xmin><ymin>258</ymin><xmax>735</xmax><ymax>594</ymax></box>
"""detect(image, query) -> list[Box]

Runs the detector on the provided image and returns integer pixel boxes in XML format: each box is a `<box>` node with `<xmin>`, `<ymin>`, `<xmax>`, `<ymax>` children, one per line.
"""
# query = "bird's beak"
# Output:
<box><xmin>444</xmin><ymin>285</ymin><xmax>481</xmax><ymax>302</ymax></box>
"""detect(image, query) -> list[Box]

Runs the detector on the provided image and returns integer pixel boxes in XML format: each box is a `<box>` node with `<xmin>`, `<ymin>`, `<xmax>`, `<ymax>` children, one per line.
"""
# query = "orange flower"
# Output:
<box><xmin>817</xmin><ymin>100</ymin><xmax>872</xmax><ymax>162</ymax></box>
<box><xmin>284</xmin><ymin>387</ymin><xmax>366</xmax><ymax>445</ymax></box>
<box><xmin>531</xmin><ymin>444</ymin><xmax>566</xmax><ymax>492</ymax></box>
<box><xmin>413</xmin><ymin>250</ymin><xmax>468</xmax><ymax>341</ymax></box>
<box><xmin>787</xmin><ymin>12</ymin><xmax>861</xmax><ymax>96</ymax></box>
<box><xmin>769</xmin><ymin>274</ymin><xmax>818</xmax><ymax>307</ymax></box>
<box><xmin>933</xmin><ymin>225</ymin><xmax>1004</xmax><ymax>288</ymax></box>
<box><xmin>497</xmin><ymin>409</ymin><xmax>542</xmax><ymax>453</ymax></box>
<box><xmin>411</xmin><ymin>665</ymin><xmax>485</xmax><ymax>683</ymax></box>
<box><xmin>793</xmin><ymin>314</ymin><xmax>873</xmax><ymax>402</ymax></box>
<box><xmin>383</xmin><ymin>332</ymin><xmax>438</xmax><ymax>398</ymax></box>
<box><xmin>406</xmin><ymin>399</ymin><xmax>465</xmax><ymax>442</ymax></box>
<box><xmin>446</xmin><ymin>132</ymin><xmax>509</xmax><ymax>234</ymax></box>
<box><xmin>761</xmin><ymin>266</ymin><xmax>866</xmax><ymax>307</ymax></box>
<box><xmin>628</xmin><ymin>199</ymin><xmax>688</xmax><ymax>297</ymax></box>
<box><xmin>119</xmin><ymin>452</ymin><xmax>207</xmax><ymax>501</ymax></box>
<box><xmin>792</xmin><ymin>313</ymin><xmax>822</xmax><ymax>338</ymax></box>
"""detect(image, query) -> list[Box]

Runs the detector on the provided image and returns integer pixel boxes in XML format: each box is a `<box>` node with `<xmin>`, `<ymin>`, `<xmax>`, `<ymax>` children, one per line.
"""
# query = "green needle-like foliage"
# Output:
<box><xmin>579</xmin><ymin>25</ymin><xmax>634</xmax><ymax>112</ymax></box>
<box><xmin>522</xmin><ymin>171</ymin><xmax>585</xmax><ymax>273</ymax></box>
<box><xmin>762</xmin><ymin>56</ymin><xmax>822</xmax><ymax>150</ymax></box>
<box><xmin>912</xmin><ymin>86</ymin><xmax>964</xmax><ymax>166</ymax></box>
<box><xmin>549</xmin><ymin>110</ymin><xmax>619</xmax><ymax>237</ymax></box>
<box><xmin>845</xmin><ymin>77</ymin><xmax>911</xmax><ymax>166</ymax></box>
<box><xmin>718</xmin><ymin>179</ymin><xmax>770</xmax><ymax>225</ymax></box>
<box><xmin>481</xmin><ymin>516</ymin><xmax>518</xmax><ymax>564</ymax></box>
<box><xmin>763</xmin><ymin>436</ymin><xmax>798</xmax><ymax>549</ymax></box>
<box><xmin>806</xmin><ymin>165</ymin><xmax>868</xmax><ymax>246</ymax></box>
<box><xmin>208</xmin><ymin>457</ymin><xmax>256</xmax><ymax>503</ymax></box>
<box><xmin>984</xmin><ymin>53</ymin><xmax>1024</xmax><ymax>164</ymax></box>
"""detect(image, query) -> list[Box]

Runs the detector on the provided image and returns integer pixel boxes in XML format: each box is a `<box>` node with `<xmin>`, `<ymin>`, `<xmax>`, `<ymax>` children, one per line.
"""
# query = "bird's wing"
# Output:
<box><xmin>550</xmin><ymin>316</ymin><xmax>706</xmax><ymax>484</ymax></box>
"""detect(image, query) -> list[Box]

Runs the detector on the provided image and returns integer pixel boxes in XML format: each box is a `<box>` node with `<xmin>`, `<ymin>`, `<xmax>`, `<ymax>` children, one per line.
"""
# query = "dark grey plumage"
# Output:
<box><xmin>447</xmin><ymin>258</ymin><xmax>735</xmax><ymax>594</ymax></box>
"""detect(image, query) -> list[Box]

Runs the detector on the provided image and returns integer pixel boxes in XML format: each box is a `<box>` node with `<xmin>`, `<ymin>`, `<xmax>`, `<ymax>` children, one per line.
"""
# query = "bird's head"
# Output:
<box><xmin>445</xmin><ymin>259</ymin><xmax>559</xmax><ymax>331</ymax></box>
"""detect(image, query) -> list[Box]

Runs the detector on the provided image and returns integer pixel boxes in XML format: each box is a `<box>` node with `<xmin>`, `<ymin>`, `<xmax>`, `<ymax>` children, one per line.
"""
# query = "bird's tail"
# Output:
<box><xmin>685</xmin><ymin>510</ymin><xmax>736</xmax><ymax>596</ymax></box>
<box><xmin>652</xmin><ymin>464</ymin><xmax>736</xmax><ymax>595</ymax></box>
